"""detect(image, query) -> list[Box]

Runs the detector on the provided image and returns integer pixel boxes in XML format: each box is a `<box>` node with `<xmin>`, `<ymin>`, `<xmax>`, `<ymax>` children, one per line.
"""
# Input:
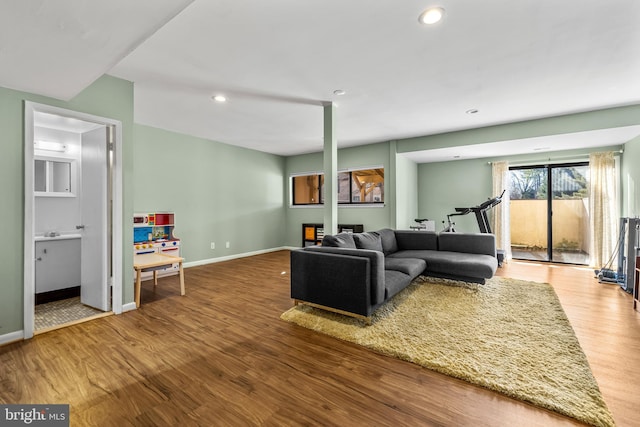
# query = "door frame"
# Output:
<box><xmin>23</xmin><ymin>101</ymin><xmax>123</xmax><ymax>339</ymax></box>
<box><xmin>509</xmin><ymin>161</ymin><xmax>590</xmax><ymax>264</ymax></box>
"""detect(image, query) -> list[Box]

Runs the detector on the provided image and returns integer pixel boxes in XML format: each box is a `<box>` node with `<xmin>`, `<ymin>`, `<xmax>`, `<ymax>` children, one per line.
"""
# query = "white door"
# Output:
<box><xmin>80</xmin><ymin>127</ymin><xmax>110</xmax><ymax>311</ymax></box>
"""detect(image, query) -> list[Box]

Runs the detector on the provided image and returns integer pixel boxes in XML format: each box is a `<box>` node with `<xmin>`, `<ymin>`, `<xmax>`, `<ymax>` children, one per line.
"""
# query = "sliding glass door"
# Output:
<box><xmin>550</xmin><ymin>164</ymin><xmax>590</xmax><ymax>264</ymax></box>
<box><xmin>510</xmin><ymin>167</ymin><xmax>549</xmax><ymax>261</ymax></box>
<box><xmin>509</xmin><ymin>163</ymin><xmax>589</xmax><ymax>264</ymax></box>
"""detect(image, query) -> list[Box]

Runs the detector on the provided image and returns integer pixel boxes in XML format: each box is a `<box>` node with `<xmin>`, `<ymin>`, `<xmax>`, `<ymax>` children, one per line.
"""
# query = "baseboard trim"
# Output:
<box><xmin>121</xmin><ymin>247</ymin><xmax>294</xmax><ymax>312</ymax></box>
<box><xmin>184</xmin><ymin>246</ymin><xmax>295</xmax><ymax>269</ymax></box>
<box><xmin>0</xmin><ymin>330</ymin><xmax>24</xmax><ymax>346</ymax></box>
<box><xmin>122</xmin><ymin>302</ymin><xmax>137</xmax><ymax>313</ymax></box>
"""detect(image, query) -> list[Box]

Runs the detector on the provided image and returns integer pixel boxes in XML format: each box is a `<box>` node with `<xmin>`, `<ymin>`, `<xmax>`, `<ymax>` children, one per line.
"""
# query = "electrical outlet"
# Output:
<box><xmin>210</xmin><ymin>242</ymin><xmax>215</xmax><ymax>249</ymax></box>
<box><xmin>225</xmin><ymin>241</ymin><xmax>230</xmax><ymax>248</ymax></box>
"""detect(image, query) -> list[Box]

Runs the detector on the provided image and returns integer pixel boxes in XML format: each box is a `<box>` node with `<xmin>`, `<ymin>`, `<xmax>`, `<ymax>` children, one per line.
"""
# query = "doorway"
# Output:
<box><xmin>23</xmin><ymin>102</ymin><xmax>123</xmax><ymax>339</ymax></box>
<box><xmin>509</xmin><ymin>162</ymin><xmax>590</xmax><ymax>264</ymax></box>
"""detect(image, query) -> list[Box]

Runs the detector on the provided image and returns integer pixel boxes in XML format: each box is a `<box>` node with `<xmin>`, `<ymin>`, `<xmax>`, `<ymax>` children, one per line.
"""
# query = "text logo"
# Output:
<box><xmin>1</xmin><ymin>405</ymin><xmax>69</xmax><ymax>426</ymax></box>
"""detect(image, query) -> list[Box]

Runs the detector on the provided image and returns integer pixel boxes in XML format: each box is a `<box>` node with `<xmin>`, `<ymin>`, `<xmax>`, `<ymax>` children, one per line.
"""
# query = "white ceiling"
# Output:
<box><xmin>0</xmin><ymin>0</ymin><xmax>194</xmax><ymax>100</ymax></box>
<box><xmin>34</xmin><ymin>111</ymin><xmax>104</xmax><ymax>134</ymax></box>
<box><xmin>2</xmin><ymin>1</ymin><xmax>640</xmax><ymax>158</ymax></box>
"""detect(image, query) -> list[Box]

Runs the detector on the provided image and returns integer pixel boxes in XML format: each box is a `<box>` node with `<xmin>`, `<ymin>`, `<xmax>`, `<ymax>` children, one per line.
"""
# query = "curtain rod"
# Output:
<box><xmin>487</xmin><ymin>149</ymin><xmax>623</xmax><ymax>165</ymax></box>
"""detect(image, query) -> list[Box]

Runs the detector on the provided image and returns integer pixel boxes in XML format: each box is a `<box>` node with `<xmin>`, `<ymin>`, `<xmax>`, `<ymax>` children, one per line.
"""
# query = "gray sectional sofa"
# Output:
<box><xmin>290</xmin><ymin>228</ymin><xmax>498</xmax><ymax>323</ymax></box>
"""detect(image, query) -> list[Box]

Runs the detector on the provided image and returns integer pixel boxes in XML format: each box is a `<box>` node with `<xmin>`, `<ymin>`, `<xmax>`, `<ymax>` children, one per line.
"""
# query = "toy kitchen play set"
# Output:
<box><xmin>133</xmin><ymin>212</ymin><xmax>180</xmax><ymax>280</ymax></box>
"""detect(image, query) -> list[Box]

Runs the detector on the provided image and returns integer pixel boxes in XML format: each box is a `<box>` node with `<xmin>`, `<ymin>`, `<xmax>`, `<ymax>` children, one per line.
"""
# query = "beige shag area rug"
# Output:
<box><xmin>281</xmin><ymin>276</ymin><xmax>615</xmax><ymax>427</ymax></box>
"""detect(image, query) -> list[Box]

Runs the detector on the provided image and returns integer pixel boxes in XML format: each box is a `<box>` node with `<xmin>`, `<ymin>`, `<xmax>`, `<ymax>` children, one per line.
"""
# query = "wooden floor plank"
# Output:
<box><xmin>1</xmin><ymin>251</ymin><xmax>638</xmax><ymax>426</ymax></box>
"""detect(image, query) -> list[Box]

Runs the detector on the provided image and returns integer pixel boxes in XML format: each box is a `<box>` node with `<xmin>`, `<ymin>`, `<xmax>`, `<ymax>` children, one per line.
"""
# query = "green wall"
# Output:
<box><xmin>284</xmin><ymin>105</ymin><xmax>640</xmax><ymax>244</ymax></box>
<box><xmin>621</xmin><ymin>135</ymin><xmax>640</xmax><ymax>217</ymax></box>
<box><xmin>406</xmin><ymin>105</ymin><xmax>640</xmax><ymax>234</ymax></box>
<box><xmin>3</xmin><ymin>71</ymin><xmax>639</xmax><ymax>340</ymax></box>
<box><xmin>0</xmin><ymin>75</ymin><xmax>134</xmax><ymax>336</ymax></box>
<box><xmin>336</xmin><ymin>143</ymin><xmax>392</xmax><ymax>231</ymax></box>
<box><xmin>285</xmin><ymin>151</ymin><xmax>325</xmax><ymax>246</ymax></box>
<box><xmin>394</xmin><ymin>149</ymin><xmax>418</xmax><ymax>230</ymax></box>
<box><xmin>417</xmin><ymin>146</ymin><xmax>627</xmax><ymax>234</ymax></box>
<box><xmin>418</xmin><ymin>158</ymin><xmax>491</xmax><ymax>233</ymax></box>
<box><xmin>132</xmin><ymin>125</ymin><xmax>286</xmax><ymax>261</ymax></box>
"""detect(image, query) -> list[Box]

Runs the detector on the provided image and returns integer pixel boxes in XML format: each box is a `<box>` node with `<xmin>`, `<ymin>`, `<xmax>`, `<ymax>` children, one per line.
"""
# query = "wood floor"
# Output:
<box><xmin>1</xmin><ymin>251</ymin><xmax>638</xmax><ymax>426</ymax></box>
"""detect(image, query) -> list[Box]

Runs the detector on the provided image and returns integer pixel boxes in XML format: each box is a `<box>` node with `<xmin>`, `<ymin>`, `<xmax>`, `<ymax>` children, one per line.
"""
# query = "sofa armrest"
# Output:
<box><xmin>303</xmin><ymin>246</ymin><xmax>385</xmax><ymax>305</ymax></box>
<box><xmin>438</xmin><ymin>232</ymin><xmax>497</xmax><ymax>257</ymax></box>
<box><xmin>291</xmin><ymin>249</ymin><xmax>378</xmax><ymax>317</ymax></box>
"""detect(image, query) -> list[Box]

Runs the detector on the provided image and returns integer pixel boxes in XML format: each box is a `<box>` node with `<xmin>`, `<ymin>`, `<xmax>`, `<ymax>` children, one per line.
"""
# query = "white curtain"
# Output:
<box><xmin>491</xmin><ymin>161</ymin><xmax>511</xmax><ymax>261</ymax></box>
<box><xmin>588</xmin><ymin>151</ymin><xmax>618</xmax><ymax>268</ymax></box>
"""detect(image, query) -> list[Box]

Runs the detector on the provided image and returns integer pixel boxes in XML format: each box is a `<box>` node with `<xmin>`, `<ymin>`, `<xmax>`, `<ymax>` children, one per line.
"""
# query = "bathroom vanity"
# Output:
<box><xmin>34</xmin><ymin>234</ymin><xmax>81</xmax><ymax>303</ymax></box>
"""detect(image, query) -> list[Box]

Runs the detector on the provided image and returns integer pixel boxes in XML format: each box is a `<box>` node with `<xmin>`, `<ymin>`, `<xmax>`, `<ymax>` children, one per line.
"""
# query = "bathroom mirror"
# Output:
<box><xmin>34</xmin><ymin>157</ymin><xmax>76</xmax><ymax>197</ymax></box>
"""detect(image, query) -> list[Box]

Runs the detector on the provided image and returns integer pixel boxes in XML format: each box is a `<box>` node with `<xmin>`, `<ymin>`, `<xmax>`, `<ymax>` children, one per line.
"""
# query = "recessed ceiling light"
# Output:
<box><xmin>333</xmin><ymin>89</ymin><xmax>346</xmax><ymax>96</ymax></box>
<box><xmin>418</xmin><ymin>7</ymin><xmax>445</xmax><ymax>25</ymax></box>
<box><xmin>212</xmin><ymin>95</ymin><xmax>227</xmax><ymax>102</ymax></box>
<box><xmin>466</xmin><ymin>108</ymin><xmax>479</xmax><ymax>114</ymax></box>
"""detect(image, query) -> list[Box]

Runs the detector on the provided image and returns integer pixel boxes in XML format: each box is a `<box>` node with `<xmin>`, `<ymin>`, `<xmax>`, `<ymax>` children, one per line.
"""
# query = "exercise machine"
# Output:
<box><xmin>411</xmin><ymin>218</ymin><xmax>435</xmax><ymax>231</ymax></box>
<box><xmin>443</xmin><ymin>190</ymin><xmax>506</xmax><ymax>234</ymax></box>
<box><xmin>442</xmin><ymin>191</ymin><xmax>506</xmax><ymax>266</ymax></box>
<box><xmin>441</xmin><ymin>212</ymin><xmax>464</xmax><ymax>233</ymax></box>
<box><xmin>595</xmin><ymin>217</ymin><xmax>640</xmax><ymax>293</ymax></box>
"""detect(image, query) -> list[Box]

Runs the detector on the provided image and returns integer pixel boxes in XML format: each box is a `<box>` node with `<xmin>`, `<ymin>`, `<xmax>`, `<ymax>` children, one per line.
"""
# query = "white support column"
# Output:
<box><xmin>389</xmin><ymin>140</ymin><xmax>398</xmax><ymax>229</ymax></box>
<box><xmin>323</xmin><ymin>103</ymin><xmax>338</xmax><ymax>236</ymax></box>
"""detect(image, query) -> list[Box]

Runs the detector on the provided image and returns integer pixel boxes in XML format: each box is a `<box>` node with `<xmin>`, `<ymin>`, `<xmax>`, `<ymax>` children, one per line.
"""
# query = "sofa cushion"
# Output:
<box><xmin>384</xmin><ymin>257</ymin><xmax>426</xmax><ymax>278</ymax></box>
<box><xmin>422</xmin><ymin>251</ymin><xmax>498</xmax><ymax>279</ymax></box>
<box><xmin>376</xmin><ymin>228</ymin><xmax>399</xmax><ymax>256</ymax></box>
<box><xmin>387</xmin><ymin>249</ymin><xmax>440</xmax><ymax>261</ymax></box>
<box><xmin>438</xmin><ymin>232</ymin><xmax>496</xmax><ymax>256</ymax></box>
<box><xmin>384</xmin><ymin>270</ymin><xmax>413</xmax><ymax>300</ymax></box>
<box><xmin>322</xmin><ymin>232</ymin><xmax>357</xmax><ymax>248</ymax></box>
<box><xmin>353</xmin><ymin>232</ymin><xmax>383</xmax><ymax>252</ymax></box>
<box><xmin>394</xmin><ymin>230</ymin><xmax>438</xmax><ymax>250</ymax></box>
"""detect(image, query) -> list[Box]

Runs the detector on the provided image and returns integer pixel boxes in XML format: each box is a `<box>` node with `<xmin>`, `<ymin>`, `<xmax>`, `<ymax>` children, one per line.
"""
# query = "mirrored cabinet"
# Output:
<box><xmin>34</xmin><ymin>156</ymin><xmax>76</xmax><ymax>197</ymax></box>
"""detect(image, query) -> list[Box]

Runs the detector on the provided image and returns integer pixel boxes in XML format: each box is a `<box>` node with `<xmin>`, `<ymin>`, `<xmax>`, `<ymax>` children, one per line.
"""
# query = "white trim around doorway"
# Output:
<box><xmin>23</xmin><ymin>101</ymin><xmax>124</xmax><ymax>339</ymax></box>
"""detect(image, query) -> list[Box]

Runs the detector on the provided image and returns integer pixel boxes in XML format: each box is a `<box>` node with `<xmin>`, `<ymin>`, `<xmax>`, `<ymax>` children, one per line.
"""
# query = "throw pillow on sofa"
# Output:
<box><xmin>321</xmin><ymin>232</ymin><xmax>357</xmax><ymax>248</ymax></box>
<box><xmin>353</xmin><ymin>232</ymin><xmax>384</xmax><ymax>252</ymax></box>
<box><xmin>376</xmin><ymin>228</ymin><xmax>399</xmax><ymax>256</ymax></box>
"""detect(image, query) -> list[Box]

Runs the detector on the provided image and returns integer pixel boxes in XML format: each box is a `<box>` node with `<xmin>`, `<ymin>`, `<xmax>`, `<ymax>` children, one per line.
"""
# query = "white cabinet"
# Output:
<box><xmin>34</xmin><ymin>156</ymin><xmax>77</xmax><ymax>197</ymax></box>
<box><xmin>35</xmin><ymin>238</ymin><xmax>81</xmax><ymax>293</ymax></box>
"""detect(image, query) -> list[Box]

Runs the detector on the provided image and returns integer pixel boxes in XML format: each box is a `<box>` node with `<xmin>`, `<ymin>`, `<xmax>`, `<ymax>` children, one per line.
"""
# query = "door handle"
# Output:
<box><xmin>76</xmin><ymin>225</ymin><xmax>85</xmax><ymax>229</ymax></box>
<box><xmin>36</xmin><ymin>257</ymin><xmax>42</xmax><ymax>261</ymax></box>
